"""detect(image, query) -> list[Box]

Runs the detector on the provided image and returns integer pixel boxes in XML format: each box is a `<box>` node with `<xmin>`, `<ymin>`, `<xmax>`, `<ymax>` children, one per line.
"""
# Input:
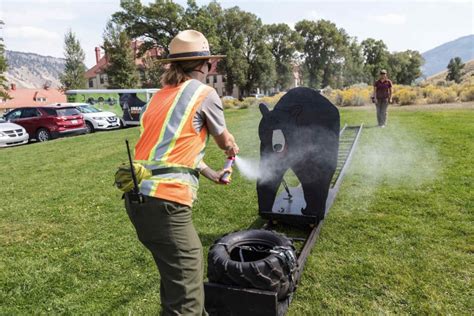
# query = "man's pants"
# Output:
<box><xmin>125</xmin><ymin>194</ymin><xmax>207</xmax><ymax>316</ymax></box>
<box><xmin>376</xmin><ymin>99</ymin><xmax>389</xmax><ymax>126</ymax></box>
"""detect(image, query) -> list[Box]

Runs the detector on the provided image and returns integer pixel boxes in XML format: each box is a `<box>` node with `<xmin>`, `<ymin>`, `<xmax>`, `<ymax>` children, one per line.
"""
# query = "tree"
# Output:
<box><xmin>446</xmin><ymin>57</ymin><xmax>464</xmax><ymax>83</ymax></box>
<box><xmin>295</xmin><ymin>20</ymin><xmax>349</xmax><ymax>89</ymax></box>
<box><xmin>361</xmin><ymin>38</ymin><xmax>389</xmax><ymax>82</ymax></box>
<box><xmin>218</xmin><ymin>7</ymin><xmax>275</xmax><ymax>96</ymax></box>
<box><xmin>59</xmin><ymin>30</ymin><xmax>87</xmax><ymax>90</ymax></box>
<box><xmin>388</xmin><ymin>50</ymin><xmax>423</xmax><ymax>85</ymax></box>
<box><xmin>103</xmin><ymin>21</ymin><xmax>140</xmax><ymax>89</ymax></box>
<box><xmin>112</xmin><ymin>0</ymin><xmax>223</xmax><ymax>89</ymax></box>
<box><xmin>112</xmin><ymin>0</ymin><xmax>186</xmax><ymax>56</ymax></box>
<box><xmin>0</xmin><ymin>20</ymin><xmax>10</xmax><ymax>100</ymax></box>
<box><xmin>141</xmin><ymin>56</ymin><xmax>164</xmax><ymax>88</ymax></box>
<box><xmin>184</xmin><ymin>0</ymin><xmax>222</xmax><ymax>53</ymax></box>
<box><xmin>264</xmin><ymin>23</ymin><xmax>303</xmax><ymax>90</ymax></box>
<box><xmin>341</xmin><ymin>38</ymin><xmax>367</xmax><ymax>86</ymax></box>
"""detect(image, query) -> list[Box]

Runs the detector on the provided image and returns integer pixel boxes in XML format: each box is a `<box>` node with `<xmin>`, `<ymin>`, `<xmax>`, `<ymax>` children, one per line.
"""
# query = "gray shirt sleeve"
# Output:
<box><xmin>193</xmin><ymin>89</ymin><xmax>226</xmax><ymax>136</ymax></box>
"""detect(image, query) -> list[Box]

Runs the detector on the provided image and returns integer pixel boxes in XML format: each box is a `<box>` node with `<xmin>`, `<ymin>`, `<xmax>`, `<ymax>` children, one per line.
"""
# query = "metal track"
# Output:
<box><xmin>206</xmin><ymin>125</ymin><xmax>364</xmax><ymax>316</ymax></box>
<box><xmin>294</xmin><ymin>124</ymin><xmax>363</xmax><ymax>286</ymax></box>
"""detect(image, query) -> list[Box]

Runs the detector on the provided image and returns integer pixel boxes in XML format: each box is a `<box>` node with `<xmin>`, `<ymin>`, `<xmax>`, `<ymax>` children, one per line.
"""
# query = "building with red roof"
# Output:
<box><xmin>0</xmin><ymin>83</ymin><xmax>66</xmax><ymax>114</ymax></box>
<box><xmin>85</xmin><ymin>41</ymin><xmax>162</xmax><ymax>89</ymax></box>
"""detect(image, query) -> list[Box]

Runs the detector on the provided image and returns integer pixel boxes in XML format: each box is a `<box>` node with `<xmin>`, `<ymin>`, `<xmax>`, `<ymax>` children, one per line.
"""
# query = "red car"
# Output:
<box><xmin>3</xmin><ymin>106</ymin><xmax>87</xmax><ymax>142</ymax></box>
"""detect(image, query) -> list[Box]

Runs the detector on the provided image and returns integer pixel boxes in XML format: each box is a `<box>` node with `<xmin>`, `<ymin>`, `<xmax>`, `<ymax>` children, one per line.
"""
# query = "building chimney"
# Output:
<box><xmin>10</xmin><ymin>83</ymin><xmax>16</xmax><ymax>90</ymax></box>
<box><xmin>95</xmin><ymin>47</ymin><xmax>101</xmax><ymax>64</ymax></box>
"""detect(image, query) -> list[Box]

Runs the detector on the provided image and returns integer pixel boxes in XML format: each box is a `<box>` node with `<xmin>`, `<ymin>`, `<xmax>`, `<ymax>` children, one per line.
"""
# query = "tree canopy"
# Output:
<box><xmin>446</xmin><ymin>57</ymin><xmax>464</xmax><ymax>83</ymax></box>
<box><xmin>102</xmin><ymin>21</ymin><xmax>140</xmax><ymax>89</ymax></box>
<box><xmin>0</xmin><ymin>20</ymin><xmax>11</xmax><ymax>100</ymax></box>
<box><xmin>60</xmin><ymin>30</ymin><xmax>87</xmax><ymax>90</ymax></box>
<box><xmin>108</xmin><ymin>1</ymin><xmax>424</xmax><ymax>92</ymax></box>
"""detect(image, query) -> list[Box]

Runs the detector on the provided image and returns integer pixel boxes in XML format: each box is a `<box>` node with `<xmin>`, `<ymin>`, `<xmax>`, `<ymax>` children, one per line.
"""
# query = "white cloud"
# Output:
<box><xmin>5</xmin><ymin>26</ymin><xmax>61</xmax><ymax>41</ymax></box>
<box><xmin>369</xmin><ymin>13</ymin><xmax>407</xmax><ymax>25</ymax></box>
<box><xmin>1</xmin><ymin>7</ymin><xmax>78</xmax><ymax>26</ymax></box>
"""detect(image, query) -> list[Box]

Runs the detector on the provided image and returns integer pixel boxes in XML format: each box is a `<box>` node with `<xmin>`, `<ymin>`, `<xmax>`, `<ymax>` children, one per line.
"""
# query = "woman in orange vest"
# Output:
<box><xmin>125</xmin><ymin>30</ymin><xmax>239</xmax><ymax>315</ymax></box>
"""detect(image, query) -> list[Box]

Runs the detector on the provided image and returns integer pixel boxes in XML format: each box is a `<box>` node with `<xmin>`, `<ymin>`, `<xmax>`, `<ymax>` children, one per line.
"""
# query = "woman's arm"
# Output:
<box><xmin>199</xmin><ymin>161</ymin><xmax>232</xmax><ymax>184</ymax></box>
<box><xmin>213</xmin><ymin>129</ymin><xmax>239</xmax><ymax>157</ymax></box>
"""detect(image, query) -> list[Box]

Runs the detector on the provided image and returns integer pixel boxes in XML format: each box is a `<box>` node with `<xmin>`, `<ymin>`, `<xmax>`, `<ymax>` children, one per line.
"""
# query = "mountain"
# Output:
<box><xmin>5</xmin><ymin>50</ymin><xmax>65</xmax><ymax>89</ymax></box>
<box><xmin>422</xmin><ymin>35</ymin><xmax>474</xmax><ymax>77</ymax></box>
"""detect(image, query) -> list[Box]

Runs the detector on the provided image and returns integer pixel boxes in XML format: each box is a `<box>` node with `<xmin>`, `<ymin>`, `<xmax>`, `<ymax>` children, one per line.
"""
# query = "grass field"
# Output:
<box><xmin>1</xmin><ymin>103</ymin><xmax>473</xmax><ymax>314</ymax></box>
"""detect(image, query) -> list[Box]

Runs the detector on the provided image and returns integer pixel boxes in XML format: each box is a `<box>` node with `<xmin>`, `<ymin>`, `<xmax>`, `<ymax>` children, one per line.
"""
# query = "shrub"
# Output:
<box><xmin>326</xmin><ymin>87</ymin><xmax>371</xmax><ymax>107</ymax></box>
<box><xmin>460</xmin><ymin>85</ymin><xmax>474</xmax><ymax>101</ymax></box>
<box><xmin>422</xmin><ymin>84</ymin><xmax>437</xmax><ymax>98</ymax></box>
<box><xmin>222</xmin><ymin>98</ymin><xmax>237</xmax><ymax>109</ymax></box>
<box><xmin>427</xmin><ymin>88</ymin><xmax>457</xmax><ymax>104</ymax></box>
<box><xmin>394</xmin><ymin>87</ymin><xmax>418</xmax><ymax>105</ymax></box>
<box><xmin>238</xmin><ymin>97</ymin><xmax>258</xmax><ymax>109</ymax></box>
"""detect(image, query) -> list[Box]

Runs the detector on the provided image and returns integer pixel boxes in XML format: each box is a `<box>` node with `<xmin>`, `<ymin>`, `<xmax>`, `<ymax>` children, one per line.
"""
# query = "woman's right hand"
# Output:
<box><xmin>225</xmin><ymin>144</ymin><xmax>239</xmax><ymax>157</ymax></box>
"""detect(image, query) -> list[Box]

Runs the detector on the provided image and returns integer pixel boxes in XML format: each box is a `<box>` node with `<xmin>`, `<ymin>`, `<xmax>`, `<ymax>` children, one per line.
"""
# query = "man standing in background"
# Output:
<box><xmin>373</xmin><ymin>69</ymin><xmax>393</xmax><ymax>127</ymax></box>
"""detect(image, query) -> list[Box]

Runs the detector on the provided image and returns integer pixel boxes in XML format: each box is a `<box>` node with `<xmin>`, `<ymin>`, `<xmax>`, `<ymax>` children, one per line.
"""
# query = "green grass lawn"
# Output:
<box><xmin>1</xmin><ymin>104</ymin><xmax>472</xmax><ymax>314</ymax></box>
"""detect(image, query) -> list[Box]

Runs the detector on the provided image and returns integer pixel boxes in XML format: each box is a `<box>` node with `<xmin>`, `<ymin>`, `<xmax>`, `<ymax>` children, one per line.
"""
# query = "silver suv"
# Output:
<box><xmin>54</xmin><ymin>103</ymin><xmax>120</xmax><ymax>133</ymax></box>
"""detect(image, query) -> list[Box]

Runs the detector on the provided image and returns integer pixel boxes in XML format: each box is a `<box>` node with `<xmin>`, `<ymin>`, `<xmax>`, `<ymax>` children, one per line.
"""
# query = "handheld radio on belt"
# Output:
<box><xmin>125</xmin><ymin>139</ymin><xmax>144</xmax><ymax>204</ymax></box>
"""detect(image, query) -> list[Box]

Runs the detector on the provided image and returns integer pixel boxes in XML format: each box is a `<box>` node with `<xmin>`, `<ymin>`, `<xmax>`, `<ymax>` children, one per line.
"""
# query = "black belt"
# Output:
<box><xmin>150</xmin><ymin>167</ymin><xmax>199</xmax><ymax>179</ymax></box>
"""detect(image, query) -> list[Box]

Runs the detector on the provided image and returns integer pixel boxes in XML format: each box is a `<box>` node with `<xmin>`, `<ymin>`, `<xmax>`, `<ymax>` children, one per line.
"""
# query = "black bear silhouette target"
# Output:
<box><xmin>257</xmin><ymin>87</ymin><xmax>340</xmax><ymax>222</ymax></box>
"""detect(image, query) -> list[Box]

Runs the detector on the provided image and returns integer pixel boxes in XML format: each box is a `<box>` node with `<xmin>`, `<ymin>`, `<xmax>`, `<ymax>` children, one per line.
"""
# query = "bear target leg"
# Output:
<box><xmin>291</xmin><ymin>163</ymin><xmax>330</xmax><ymax>221</ymax></box>
<box><xmin>257</xmin><ymin>165</ymin><xmax>287</xmax><ymax>213</ymax></box>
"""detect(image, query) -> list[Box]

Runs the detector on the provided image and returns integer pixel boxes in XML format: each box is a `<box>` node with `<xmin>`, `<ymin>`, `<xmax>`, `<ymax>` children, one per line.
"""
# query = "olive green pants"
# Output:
<box><xmin>376</xmin><ymin>99</ymin><xmax>389</xmax><ymax>126</ymax></box>
<box><xmin>125</xmin><ymin>194</ymin><xmax>207</xmax><ymax>316</ymax></box>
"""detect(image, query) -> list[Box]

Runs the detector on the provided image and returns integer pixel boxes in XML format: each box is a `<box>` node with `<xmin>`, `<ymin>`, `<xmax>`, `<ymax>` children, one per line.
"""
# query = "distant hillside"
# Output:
<box><xmin>426</xmin><ymin>59</ymin><xmax>474</xmax><ymax>84</ymax></box>
<box><xmin>422</xmin><ymin>35</ymin><xmax>474</xmax><ymax>77</ymax></box>
<box><xmin>5</xmin><ymin>50</ymin><xmax>65</xmax><ymax>89</ymax></box>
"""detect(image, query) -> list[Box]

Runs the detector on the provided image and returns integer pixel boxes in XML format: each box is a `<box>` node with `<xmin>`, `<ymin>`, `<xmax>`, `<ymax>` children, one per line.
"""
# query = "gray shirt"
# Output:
<box><xmin>193</xmin><ymin>89</ymin><xmax>226</xmax><ymax>136</ymax></box>
<box><xmin>140</xmin><ymin>88</ymin><xmax>226</xmax><ymax>137</ymax></box>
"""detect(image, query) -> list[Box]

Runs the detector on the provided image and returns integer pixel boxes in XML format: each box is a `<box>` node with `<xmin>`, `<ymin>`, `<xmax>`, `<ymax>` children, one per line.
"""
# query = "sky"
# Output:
<box><xmin>1</xmin><ymin>0</ymin><xmax>473</xmax><ymax>68</ymax></box>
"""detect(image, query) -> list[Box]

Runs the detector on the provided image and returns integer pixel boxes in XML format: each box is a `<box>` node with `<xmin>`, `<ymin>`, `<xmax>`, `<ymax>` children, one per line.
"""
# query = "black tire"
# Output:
<box><xmin>36</xmin><ymin>128</ymin><xmax>51</xmax><ymax>142</ymax></box>
<box><xmin>207</xmin><ymin>229</ymin><xmax>297</xmax><ymax>300</ymax></box>
<box><xmin>85</xmin><ymin>121</ymin><xmax>95</xmax><ymax>133</ymax></box>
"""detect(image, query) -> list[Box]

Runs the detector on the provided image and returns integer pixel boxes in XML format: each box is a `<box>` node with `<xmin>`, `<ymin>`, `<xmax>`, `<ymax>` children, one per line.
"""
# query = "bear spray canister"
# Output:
<box><xmin>219</xmin><ymin>156</ymin><xmax>235</xmax><ymax>184</ymax></box>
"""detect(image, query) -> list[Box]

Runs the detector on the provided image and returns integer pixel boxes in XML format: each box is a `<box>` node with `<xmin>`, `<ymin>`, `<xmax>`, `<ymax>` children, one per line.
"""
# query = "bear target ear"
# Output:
<box><xmin>259</xmin><ymin>103</ymin><xmax>270</xmax><ymax>116</ymax></box>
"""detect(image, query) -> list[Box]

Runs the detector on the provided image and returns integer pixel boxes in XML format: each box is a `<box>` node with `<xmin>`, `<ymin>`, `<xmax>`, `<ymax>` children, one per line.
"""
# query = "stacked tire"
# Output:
<box><xmin>207</xmin><ymin>229</ymin><xmax>298</xmax><ymax>300</ymax></box>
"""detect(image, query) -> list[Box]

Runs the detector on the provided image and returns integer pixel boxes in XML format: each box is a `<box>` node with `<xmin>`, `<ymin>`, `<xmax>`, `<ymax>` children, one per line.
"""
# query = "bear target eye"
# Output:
<box><xmin>272</xmin><ymin>129</ymin><xmax>285</xmax><ymax>152</ymax></box>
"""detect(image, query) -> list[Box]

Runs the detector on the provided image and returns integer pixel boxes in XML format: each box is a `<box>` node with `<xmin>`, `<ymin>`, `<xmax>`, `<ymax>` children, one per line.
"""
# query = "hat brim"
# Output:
<box><xmin>158</xmin><ymin>55</ymin><xmax>226</xmax><ymax>63</ymax></box>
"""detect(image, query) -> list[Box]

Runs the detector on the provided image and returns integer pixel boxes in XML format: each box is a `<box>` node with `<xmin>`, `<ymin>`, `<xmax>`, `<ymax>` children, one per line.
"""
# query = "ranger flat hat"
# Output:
<box><xmin>159</xmin><ymin>30</ymin><xmax>225</xmax><ymax>63</ymax></box>
<box><xmin>380</xmin><ymin>69</ymin><xmax>387</xmax><ymax>74</ymax></box>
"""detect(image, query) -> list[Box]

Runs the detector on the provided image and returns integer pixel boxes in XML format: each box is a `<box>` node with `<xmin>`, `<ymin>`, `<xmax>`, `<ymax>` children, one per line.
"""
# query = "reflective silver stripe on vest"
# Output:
<box><xmin>139</xmin><ymin>173</ymin><xmax>198</xmax><ymax>197</ymax></box>
<box><xmin>152</xmin><ymin>79</ymin><xmax>203</xmax><ymax>161</ymax></box>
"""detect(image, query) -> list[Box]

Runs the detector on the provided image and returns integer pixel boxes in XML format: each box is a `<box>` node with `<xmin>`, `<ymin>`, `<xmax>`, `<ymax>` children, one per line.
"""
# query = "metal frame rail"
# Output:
<box><xmin>205</xmin><ymin>125</ymin><xmax>363</xmax><ymax>316</ymax></box>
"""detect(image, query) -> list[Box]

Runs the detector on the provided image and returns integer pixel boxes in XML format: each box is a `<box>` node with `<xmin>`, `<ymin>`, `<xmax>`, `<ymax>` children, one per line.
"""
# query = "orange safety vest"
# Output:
<box><xmin>134</xmin><ymin>79</ymin><xmax>213</xmax><ymax>206</ymax></box>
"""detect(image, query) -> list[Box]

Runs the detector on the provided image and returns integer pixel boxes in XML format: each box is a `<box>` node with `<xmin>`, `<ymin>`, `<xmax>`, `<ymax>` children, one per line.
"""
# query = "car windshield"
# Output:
<box><xmin>57</xmin><ymin>108</ymin><xmax>80</xmax><ymax>116</ymax></box>
<box><xmin>78</xmin><ymin>105</ymin><xmax>101</xmax><ymax>113</ymax></box>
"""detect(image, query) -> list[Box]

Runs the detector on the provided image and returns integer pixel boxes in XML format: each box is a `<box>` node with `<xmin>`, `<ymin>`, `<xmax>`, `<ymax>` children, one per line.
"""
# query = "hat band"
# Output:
<box><xmin>167</xmin><ymin>51</ymin><xmax>210</xmax><ymax>59</ymax></box>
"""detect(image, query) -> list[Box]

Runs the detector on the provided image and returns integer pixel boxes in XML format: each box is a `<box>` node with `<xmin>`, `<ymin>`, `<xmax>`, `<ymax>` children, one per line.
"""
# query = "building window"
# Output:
<box><xmin>100</xmin><ymin>75</ymin><xmax>105</xmax><ymax>84</ymax></box>
<box><xmin>222</xmin><ymin>76</ymin><xmax>226</xmax><ymax>83</ymax></box>
<box><xmin>89</xmin><ymin>79</ymin><xmax>94</xmax><ymax>88</ymax></box>
<box><xmin>35</xmin><ymin>97</ymin><xmax>47</xmax><ymax>102</ymax></box>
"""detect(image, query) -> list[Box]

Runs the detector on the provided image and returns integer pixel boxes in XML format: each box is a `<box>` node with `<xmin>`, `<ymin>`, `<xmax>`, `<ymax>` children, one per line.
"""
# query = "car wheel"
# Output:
<box><xmin>85</xmin><ymin>121</ymin><xmax>95</xmax><ymax>133</ymax></box>
<box><xmin>36</xmin><ymin>128</ymin><xmax>51</xmax><ymax>142</ymax></box>
<box><xmin>207</xmin><ymin>229</ymin><xmax>298</xmax><ymax>300</ymax></box>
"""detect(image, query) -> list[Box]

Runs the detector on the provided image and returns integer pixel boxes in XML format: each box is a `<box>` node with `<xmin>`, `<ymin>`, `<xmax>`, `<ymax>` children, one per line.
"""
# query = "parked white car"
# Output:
<box><xmin>53</xmin><ymin>103</ymin><xmax>120</xmax><ymax>133</ymax></box>
<box><xmin>0</xmin><ymin>118</ymin><xmax>29</xmax><ymax>148</ymax></box>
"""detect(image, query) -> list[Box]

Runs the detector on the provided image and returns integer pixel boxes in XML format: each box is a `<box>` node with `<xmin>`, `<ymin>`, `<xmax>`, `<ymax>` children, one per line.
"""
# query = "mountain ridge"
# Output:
<box><xmin>5</xmin><ymin>50</ymin><xmax>66</xmax><ymax>89</ymax></box>
<box><xmin>421</xmin><ymin>34</ymin><xmax>474</xmax><ymax>77</ymax></box>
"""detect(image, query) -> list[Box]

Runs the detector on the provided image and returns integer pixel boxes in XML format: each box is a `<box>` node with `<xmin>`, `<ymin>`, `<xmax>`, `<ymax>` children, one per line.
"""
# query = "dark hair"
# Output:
<box><xmin>161</xmin><ymin>59</ymin><xmax>207</xmax><ymax>86</ymax></box>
